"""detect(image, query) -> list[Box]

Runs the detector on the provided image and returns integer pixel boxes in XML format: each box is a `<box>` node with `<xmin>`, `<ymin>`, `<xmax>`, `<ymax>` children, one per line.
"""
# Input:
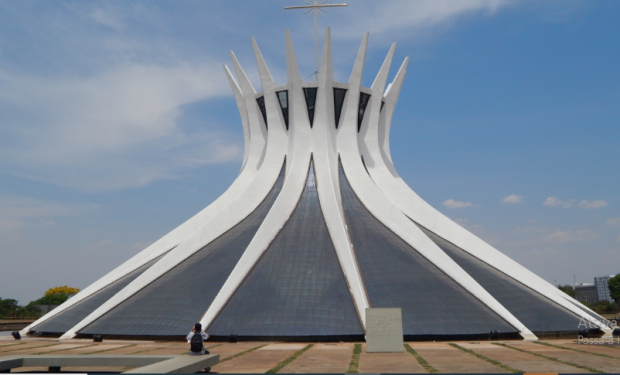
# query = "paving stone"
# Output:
<box><xmin>509</xmin><ymin>341</ymin><xmax>620</xmax><ymax>373</ymax></box>
<box><xmin>260</xmin><ymin>343</ymin><xmax>306</xmax><ymax>351</ymax></box>
<box><xmin>564</xmin><ymin>342</ymin><xmax>620</xmax><ymax>358</ymax></box>
<box><xmin>12</xmin><ymin>366</ymin><xmax>48</xmax><ymax>372</ymax></box>
<box><xmin>359</xmin><ymin>343</ymin><xmax>425</xmax><ymax>373</ymax></box>
<box><xmin>4</xmin><ymin>338</ymin><xmax>620</xmax><ymax>373</ymax></box>
<box><xmin>26</xmin><ymin>343</ymin><xmax>92</xmax><ymax>354</ymax></box>
<box><xmin>94</xmin><ymin>343</ymin><xmax>166</xmax><ymax>355</ymax></box>
<box><xmin>411</xmin><ymin>343</ymin><xmax>509</xmax><ymax>373</ymax></box>
<box><xmin>56</xmin><ymin>343</ymin><xmax>130</xmax><ymax>354</ymax></box>
<box><xmin>214</xmin><ymin>345</ymin><xmax>297</xmax><ymax>373</ymax></box>
<box><xmin>203</xmin><ymin>342</ymin><xmax>267</xmax><ymax>361</ymax></box>
<box><xmin>279</xmin><ymin>343</ymin><xmax>353</xmax><ymax>373</ymax></box>
<box><xmin>0</xmin><ymin>342</ymin><xmax>63</xmax><ymax>354</ymax></box>
<box><xmin>0</xmin><ymin>341</ymin><xmax>26</xmax><ymax>348</ymax></box>
<box><xmin>470</xmin><ymin>344</ymin><xmax>589</xmax><ymax>373</ymax></box>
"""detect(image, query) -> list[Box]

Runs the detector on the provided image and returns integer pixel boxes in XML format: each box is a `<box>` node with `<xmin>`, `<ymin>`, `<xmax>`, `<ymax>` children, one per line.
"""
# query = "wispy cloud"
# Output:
<box><xmin>0</xmin><ymin>63</ymin><xmax>238</xmax><ymax>191</ymax></box>
<box><xmin>543</xmin><ymin>197</ymin><xmax>574</xmax><ymax>208</ymax></box>
<box><xmin>543</xmin><ymin>197</ymin><xmax>607</xmax><ymax>209</ymax></box>
<box><xmin>443</xmin><ymin>199</ymin><xmax>474</xmax><ymax>209</ymax></box>
<box><xmin>90</xmin><ymin>7</ymin><xmax>124</xmax><ymax>31</ymax></box>
<box><xmin>607</xmin><ymin>218</ymin><xmax>620</xmax><ymax>226</ymax></box>
<box><xmin>544</xmin><ymin>229</ymin><xmax>598</xmax><ymax>243</ymax></box>
<box><xmin>0</xmin><ymin>196</ymin><xmax>98</xmax><ymax>232</ymax></box>
<box><xmin>337</xmin><ymin>0</ymin><xmax>510</xmax><ymax>40</ymax></box>
<box><xmin>502</xmin><ymin>194</ymin><xmax>523</xmax><ymax>204</ymax></box>
<box><xmin>578</xmin><ymin>200</ymin><xmax>608</xmax><ymax>209</ymax></box>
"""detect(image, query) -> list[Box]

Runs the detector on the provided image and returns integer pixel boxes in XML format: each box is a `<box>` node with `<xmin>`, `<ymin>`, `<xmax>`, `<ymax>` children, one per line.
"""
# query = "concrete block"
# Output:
<box><xmin>124</xmin><ymin>354</ymin><xmax>219</xmax><ymax>374</ymax></box>
<box><xmin>365</xmin><ymin>307</ymin><xmax>403</xmax><ymax>352</ymax></box>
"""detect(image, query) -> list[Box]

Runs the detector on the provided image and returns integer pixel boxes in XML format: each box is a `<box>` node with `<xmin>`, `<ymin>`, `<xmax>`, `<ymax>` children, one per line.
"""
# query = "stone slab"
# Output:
<box><xmin>213</xmin><ymin>346</ymin><xmax>296</xmax><ymax>373</ymax></box>
<box><xmin>260</xmin><ymin>343</ymin><xmax>306</xmax><ymax>351</ymax></box>
<box><xmin>57</xmin><ymin>344</ymin><xmax>130</xmax><ymax>355</ymax></box>
<box><xmin>509</xmin><ymin>342</ymin><xmax>620</xmax><ymax>373</ymax></box>
<box><xmin>125</xmin><ymin>354</ymin><xmax>219</xmax><ymax>373</ymax></box>
<box><xmin>365</xmin><ymin>307</ymin><xmax>404</xmax><ymax>353</ymax></box>
<box><xmin>414</xmin><ymin>344</ymin><xmax>509</xmax><ymax>373</ymax></box>
<box><xmin>27</xmin><ymin>343</ymin><xmax>91</xmax><ymax>354</ymax></box>
<box><xmin>359</xmin><ymin>343</ymin><xmax>425</xmax><ymax>373</ymax></box>
<box><xmin>93</xmin><ymin>343</ymin><xmax>163</xmax><ymax>355</ymax></box>
<box><xmin>564</xmin><ymin>342</ymin><xmax>620</xmax><ymax>358</ymax></box>
<box><xmin>0</xmin><ymin>342</ymin><xmax>62</xmax><ymax>354</ymax></box>
<box><xmin>279</xmin><ymin>343</ymin><xmax>353</xmax><ymax>373</ymax></box>
<box><xmin>473</xmin><ymin>345</ymin><xmax>589</xmax><ymax>373</ymax></box>
<box><xmin>207</xmin><ymin>342</ymin><xmax>267</xmax><ymax>362</ymax></box>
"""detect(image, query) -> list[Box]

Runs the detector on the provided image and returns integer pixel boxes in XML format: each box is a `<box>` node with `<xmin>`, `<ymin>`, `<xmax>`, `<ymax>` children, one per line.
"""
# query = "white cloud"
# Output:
<box><xmin>502</xmin><ymin>194</ymin><xmax>523</xmax><ymax>203</ymax></box>
<box><xmin>544</xmin><ymin>229</ymin><xmax>598</xmax><ymax>243</ymax></box>
<box><xmin>338</xmin><ymin>0</ymin><xmax>510</xmax><ymax>40</ymax></box>
<box><xmin>543</xmin><ymin>197</ymin><xmax>574</xmax><ymax>208</ymax></box>
<box><xmin>578</xmin><ymin>200</ymin><xmax>608</xmax><ymax>209</ymax></box>
<box><xmin>607</xmin><ymin>218</ymin><xmax>620</xmax><ymax>226</ymax></box>
<box><xmin>442</xmin><ymin>199</ymin><xmax>474</xmax><ymax>209</ymax></box>
<box><xmin>0</xmin><ymin>196</ymin><xmax>97</xmax><ymax>232</ymax></box>
<box><xmin>543</xmin><ymin>197</ymin><xmax>607</xmax><ymax>209</ymax></box>
<box><xmin>90</xmin><ymin>8</ymin><xmax>124</xmax><ymax>31</ymax></box>
<box><xmin>0</xmin><ymin>62</ymin><xmax>239</xmax><ymax>191</ymax></box>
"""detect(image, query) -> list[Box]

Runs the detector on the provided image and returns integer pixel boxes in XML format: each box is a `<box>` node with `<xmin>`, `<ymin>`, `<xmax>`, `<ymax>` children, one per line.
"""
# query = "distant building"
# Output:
<box><xmin>594</xmin><ymin>275</ymin><xmax>616</xmax><ymax>303</ymax></box>
<box><xmin>574</xmin><ymin>283</ymin><xmax>597</xmax><ymax>304</ymax></box>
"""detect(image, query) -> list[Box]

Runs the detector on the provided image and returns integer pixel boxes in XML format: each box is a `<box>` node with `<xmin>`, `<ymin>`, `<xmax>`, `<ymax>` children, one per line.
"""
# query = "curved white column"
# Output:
<box><xmin>361</xmin><ymin>61</ymin><xmax>608</xmax><ymax>331</ymax></box>
<box><xmin>337</xmin><ymin>34</ymin><xmax>535</xmax><ymax>339</ymax></box>
<box><xmin>199</xmin><ymin>29</ymin><xmax>312</xmax><ymax>328</ymax></box>
<box><xmin>23</xmin><ymin>52</ymin><xmax>269</xmax><ymax>337</ymax></box>
<box><xmin>226</xmin><ymin>66</ymin><xmax>251</xmax><ymax>172</ymax></box>
<box><xmin>59</xmin><ymin>46</ymin><xmax>289</xmax><ymax>340</ymax></box>
<box><xmin>311</xmin><ymin>27</ymin><xmax>369</xmax><ymax>327</ymax></box>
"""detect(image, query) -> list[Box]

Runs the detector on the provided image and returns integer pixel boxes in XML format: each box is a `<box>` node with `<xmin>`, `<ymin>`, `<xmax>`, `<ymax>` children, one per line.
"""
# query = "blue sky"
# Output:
<box><xmin>0</xmin><ymin>0</ymin><xmax>618</xmax><ymax>304</ymax></box>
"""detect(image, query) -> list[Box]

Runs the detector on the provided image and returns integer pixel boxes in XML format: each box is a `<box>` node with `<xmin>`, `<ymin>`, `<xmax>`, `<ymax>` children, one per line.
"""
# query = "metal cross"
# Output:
<box><xmin>285</xmin><ymin>0</ymin><xmax>347</xmax><ymax>80</ymax></box>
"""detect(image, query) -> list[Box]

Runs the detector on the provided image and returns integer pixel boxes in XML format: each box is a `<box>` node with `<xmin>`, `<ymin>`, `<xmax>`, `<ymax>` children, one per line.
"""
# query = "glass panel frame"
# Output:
<box><xmin>333</xmin><ymin>88</ymin><xmax>347</xmax><ymax>129</ymax></box>
<box><xmin>338</xmin><ymin>160</ymin><xmax>517</xmax><ymax>337</ymax></box>
<box><xmin>303</xmin><ymin>88</ymin><xmax>318</xmax><ymax>127</ymax></box>
<box><xmin>276</xmin><ymin>91</ymin><xmax>289</xmax><ymax>130</ymax></box>
<box><xmin>78</xmin><ymin>162</ymin><xmax>287</xmax><ymax>337</ymax></box>
<box><xmin>357</xmin><ymin>92</ymin><xmax>371</xmax><ymax>132</ymax></box>
<box><xmin>256</xmin><ymin>96</ymin><xmax>268</xmax><ymax>129</ymax></box>
<box><xmin>208</xmin><ymin>160</ymin><xmax>363</xmax><ymax>338</ymax></box>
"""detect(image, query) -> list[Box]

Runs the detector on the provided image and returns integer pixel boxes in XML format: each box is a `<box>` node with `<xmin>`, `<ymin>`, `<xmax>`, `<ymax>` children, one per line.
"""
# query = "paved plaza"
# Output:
<box><xmin>1</xmin><ymin>335</ymin><xmax>619</xmax><ymax>373</ymax></box>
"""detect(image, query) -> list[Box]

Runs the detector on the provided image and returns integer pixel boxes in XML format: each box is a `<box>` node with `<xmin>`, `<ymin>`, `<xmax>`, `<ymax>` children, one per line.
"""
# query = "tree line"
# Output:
<box><xmin>0</xmin><ymin>286</ymin><xmax>79</xmax><ymax>319</ymax></box>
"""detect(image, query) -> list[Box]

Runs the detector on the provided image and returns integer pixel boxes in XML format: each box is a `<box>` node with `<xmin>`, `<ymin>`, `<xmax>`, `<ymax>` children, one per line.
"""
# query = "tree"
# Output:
<box><xmin>0</xmin><ymin>298</ymin><xmax>21</xmax><ymax>318</ymax></box>
<box><xmin>44</xmin><ymin>286</ymin><xmax>79</xmax><ymax>297</ymax></box>
<box><xmin>30</xmin><ymin>286</ymin><xmax>80</xmax><ymax>307</ymax></box>
<box><xmin>558</xmin><ymin>284</ymin><xmax>576</xmax><ymax>298</ymax></box>
<box><xmin>609</xmin><ymin>275</ymin><xmax>620</xmax><ymax>303</ymax></box>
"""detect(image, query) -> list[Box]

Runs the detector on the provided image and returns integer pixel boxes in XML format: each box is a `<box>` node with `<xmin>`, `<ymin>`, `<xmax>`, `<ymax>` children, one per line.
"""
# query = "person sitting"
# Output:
<box><xmin>187</xmin><ymin>323</ymin><xmax>210</xmax><ymax>356</ymax></box>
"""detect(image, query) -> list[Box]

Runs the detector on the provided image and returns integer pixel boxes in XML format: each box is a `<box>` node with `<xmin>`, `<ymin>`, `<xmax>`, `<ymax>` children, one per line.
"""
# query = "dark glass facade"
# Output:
<box><xmin>276</xmin><ymin>91</ymin><xmax>289</xmax><ymax>130</ymax></box>
<box><xmin>333</xmin><ymin>88</ymin><xmax>347</xmax><ymax>129</ymax></box>
<box><xmin>303</xmin><ymin>88</ymin><xmax>318</xmax><ymax>127</ymax></box>
<box><xmin>419</xmin><ymin>227</ymin><xmax>585</xmax><ymax>333</ymax></box>
<box><xmin>79</xmin><ymin>162</ymin><xmax>286</xmax><ymax>337</ymax></box>
<box><xmin>32</xmin><ymin>252</ymin><xmax>170</xmax><ymax>334</ymax></box>
<box><xmin>256</xmin><ymin>96</ymin><xmax>268</xmax><ymax>129</ymax></box>
<box><xmin>338</xmin><ymin>161</ymin><xmax>517</xmax><ymax>336</ymax></box>
<box><xmin>357</xmin><ymin>93</ymin><xmax>371</xmax><ymax>131</ymax></box>
<box><xmin>209</xmin><ymin>161</ymin><xmax>363</xmax><ymax>338</ymax></box>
